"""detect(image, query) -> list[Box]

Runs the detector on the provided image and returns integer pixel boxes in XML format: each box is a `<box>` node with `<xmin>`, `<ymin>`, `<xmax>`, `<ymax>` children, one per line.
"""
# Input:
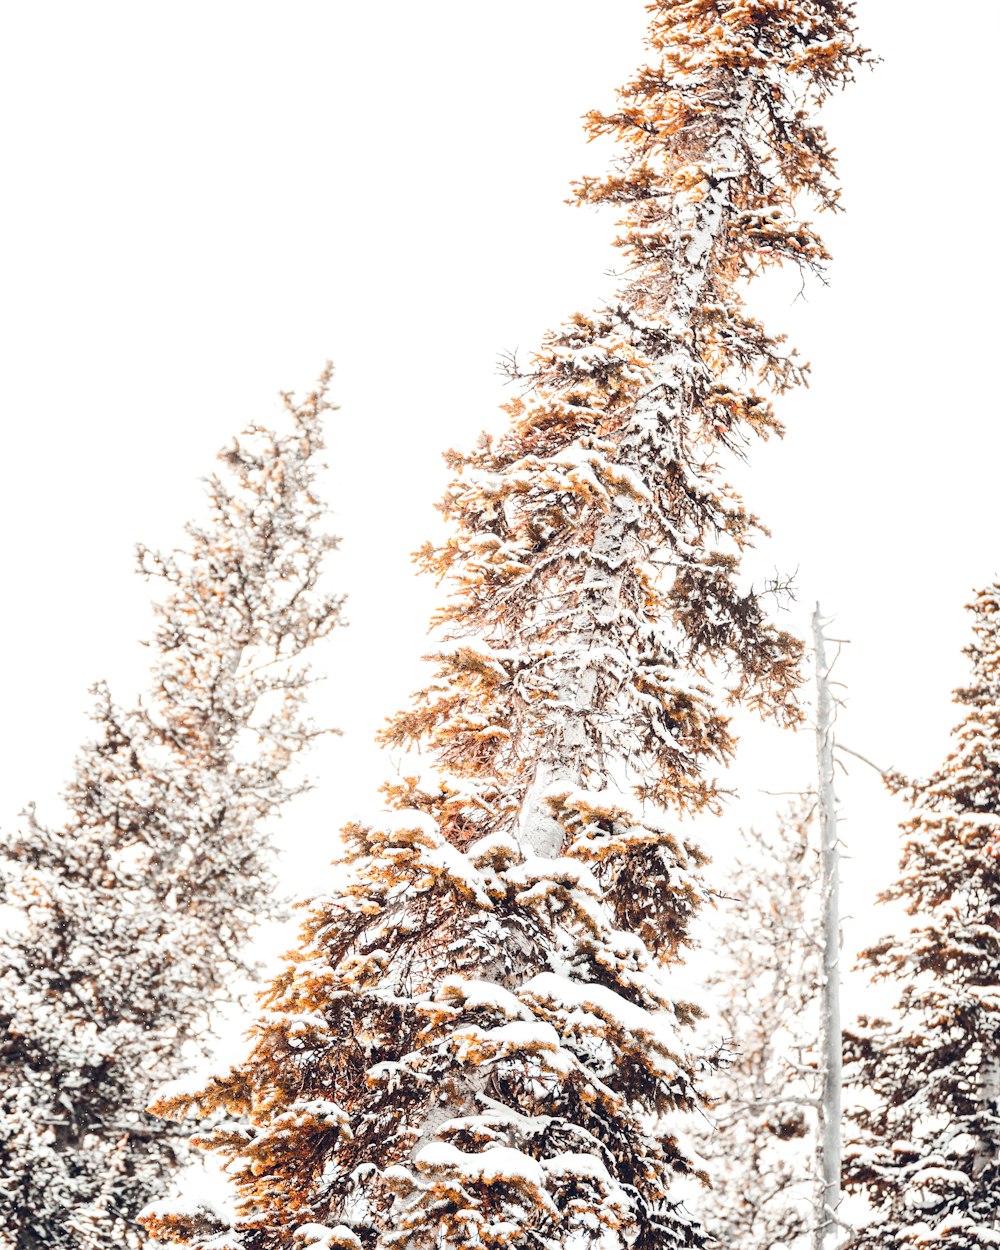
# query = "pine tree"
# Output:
<box><xmin>0</xmin><ymin>369</ymin><xmax>344</xmax><ymax>1249</ymax></box>
<box><xmin>845</xmin><ymin>586</ymin><xmax>1000</xmax><ymax>1250</ymax></box>
<box><xmin>693</xmin><ymin>801</ymin><xmax>821</xmax><ymax>1250</ymax></box>
<box><xmin>142</xmin><ymin>7</ymin><xmax>866</xmax><ymax>1250</ymax></box>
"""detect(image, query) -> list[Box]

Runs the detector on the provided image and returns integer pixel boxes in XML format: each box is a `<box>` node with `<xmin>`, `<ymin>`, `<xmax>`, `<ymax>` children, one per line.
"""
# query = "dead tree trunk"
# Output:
<box><xmin>812</xmin><ymin>605</ymin><xmax>842</xmax><ymax>1250</ymax></box>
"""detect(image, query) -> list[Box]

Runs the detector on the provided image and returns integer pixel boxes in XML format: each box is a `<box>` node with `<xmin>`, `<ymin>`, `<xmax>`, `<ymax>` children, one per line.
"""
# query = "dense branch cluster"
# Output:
<box><xmin>0</xmin><ymin>372</ymin><xmax>343</xmax><ymax>1249</ymax></box>
<box><xmin>142</xmin><ymin>6</ymin><xmax>866</xmax><ymax>1250</ymax></box>
<box><xmin>846</xmin><ymin>587</ymin><xmax>1000</xmax><ymax>1250</ymax></box>
<box><xmin>693</xmin><ymin>802</ymin><xmax>821</xmax><ymax>1250</ymax></box>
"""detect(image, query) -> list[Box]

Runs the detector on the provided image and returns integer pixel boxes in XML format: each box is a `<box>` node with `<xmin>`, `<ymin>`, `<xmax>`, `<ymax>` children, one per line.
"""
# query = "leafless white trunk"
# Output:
<box><xmin>812</xmin><ymin>606</ymin><xmax>842</xmax><ymax>1250</ymax></box>
<box><xmin>974</xmin><ymin>1052</ymin><xmax>1000</xmax><ymax>1182</ymax></box>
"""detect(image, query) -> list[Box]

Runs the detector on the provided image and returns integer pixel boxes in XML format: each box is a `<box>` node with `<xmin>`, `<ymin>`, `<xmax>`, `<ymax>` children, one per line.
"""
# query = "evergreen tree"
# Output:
<box><xmin>142</xmin><ymin>7</ymin><xmax>866</xmax><ymax>1250</ymax></box>
<box><xmin>0</xmin><ymin>370</ymin><xmax>344</xmax><ymax>1249</ymax></box>
<box><xmin>845</xmin><ymin>586</ymin><xmax>1000</xmax><ymax>1250</ymax></box>
<box><xmin>693</xmin><ymin>801</ymin><xmax>821</xmax><ymax>1250</ymax></box>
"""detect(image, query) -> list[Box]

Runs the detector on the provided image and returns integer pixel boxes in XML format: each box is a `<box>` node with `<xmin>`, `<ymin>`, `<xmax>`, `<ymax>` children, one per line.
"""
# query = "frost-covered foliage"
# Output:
<box><xmin>845</xmin><ymin>586</ymin><xmax>1000</xmax><ymax>1250</ymax></box>
<box><xmin>0</xmin><ymin>370</ymin><xmax>343</xmax><ymax>1249</ymax></box>
<box><xmin>142</xmin><ymin>7</ymin><xmax>866</xmax><ymax>1250</ymax></box>
<box><xmin>693</xmin><ymin>802</ymin><xmax>821</xmax><ymax>1250</ymax></box>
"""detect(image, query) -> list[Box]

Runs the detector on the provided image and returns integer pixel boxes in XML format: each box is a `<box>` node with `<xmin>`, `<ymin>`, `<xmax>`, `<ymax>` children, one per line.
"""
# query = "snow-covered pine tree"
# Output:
<box><xmin>142</xmin><ymin>7</ymin><xmax>866</xmax><ymax>1250</ymax></box>
<box><xmin>693</xmin><ymin>800</ymin><xmax>821</xmax><ymax>1250</ymax></box>
<box><xmin>0</xmin><ymin>369</ymin><xmax>344</xmax><ymax>1249</ymax></box>
<box><xmin>845</xmin><ymin>586</ymin><xmax>1000</xmax><ymax>1250</ymax></box>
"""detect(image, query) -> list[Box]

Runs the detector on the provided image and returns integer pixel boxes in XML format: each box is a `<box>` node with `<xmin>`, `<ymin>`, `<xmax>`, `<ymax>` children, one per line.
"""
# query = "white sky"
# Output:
<box><xmin>2</xmin><ymin>0</ymin><xmax>999</xmax><ymax>1018</ymax></box>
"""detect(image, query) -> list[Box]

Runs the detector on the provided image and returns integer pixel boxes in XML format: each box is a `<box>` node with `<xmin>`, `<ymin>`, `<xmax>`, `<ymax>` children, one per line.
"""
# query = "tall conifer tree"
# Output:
<box><xmin>846</xmin><ymin>587</ymin><xmax>1000</xmax><ymax>1250</ymax></box>
<box><xmin>0</xmin><ymin>371</ymin><xmax>344</xmax><ymax>1248</ymax></box>
<box><xmin>143</xmin><ymin>7</ymin><xmax>866</xmax><ymax>1250</ymax></box>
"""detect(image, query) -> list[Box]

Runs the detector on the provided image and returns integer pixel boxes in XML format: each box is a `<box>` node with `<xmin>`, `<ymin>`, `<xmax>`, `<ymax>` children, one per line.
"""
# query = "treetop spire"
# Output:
<box><xmin>141</xmin><ymin>7</ymin><xmax>866</xmax><ymax>1249</ymax></box>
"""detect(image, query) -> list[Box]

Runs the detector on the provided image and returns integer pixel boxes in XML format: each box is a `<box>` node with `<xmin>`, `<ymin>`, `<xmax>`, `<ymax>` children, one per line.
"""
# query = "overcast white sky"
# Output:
<box><xmin>2</xmin><ymin>1</ymin><xmax>999</xmax><ymax>1009</ymax></box>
